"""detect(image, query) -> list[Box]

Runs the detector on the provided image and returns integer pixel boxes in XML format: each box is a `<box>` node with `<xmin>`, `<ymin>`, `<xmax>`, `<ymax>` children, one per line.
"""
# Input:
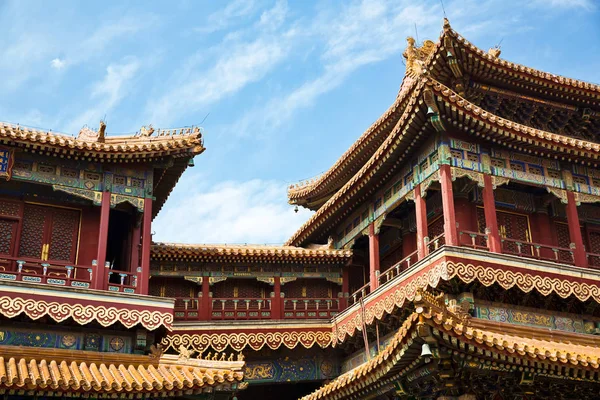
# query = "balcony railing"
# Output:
<box><xmin>459</xmin><ymin>230</ymin><xmax>489</xmax><ymax>250</ymax></box>
<box><xmin>107</xmin><ymin>270</ymin><xmax>139</xmax><ymax>293</ymax></box>
<box><xmin>283</xmin><ymin>298</ymin><xmax>340</xmax><ymax>319</ymax></box>
<box><xmin>174</xmin><ymin>297</ymin><xmax>201</xmax><ymax>320</ymax></box>
<box><xmin>0</xmin><ymin>257</ymin><xmax>93</xmax><ymax>289</ymax></box>
<box><xmin>211</xmin><ymin>298</ymin><xmax>272</xmax><ymax>320</ymax></box>
<box><xmin>379</xmin><ymin>250</ymin><xmax>418</xmax><ymax>286</ymax></box>
<box><xmin>501</xmin><ymin>238</ymin><xmax>574</xmax><ymax>264</ymax></box>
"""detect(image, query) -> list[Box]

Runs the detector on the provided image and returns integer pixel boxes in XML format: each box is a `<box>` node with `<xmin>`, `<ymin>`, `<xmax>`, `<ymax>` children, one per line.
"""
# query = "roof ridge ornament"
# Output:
<box><xmin>488</xmin><ymin>45</ymin><xmax>502</xmax><ymax>58</ymax></box>
<box><xmin>77</xmin><ymin>120</ymin><xmax>106</xmax><ymax>143</ymax></box>
<box><xmin>403</xmin><ymin>37</ymin><xmax>435</xmax><ymax>78</ymax></box>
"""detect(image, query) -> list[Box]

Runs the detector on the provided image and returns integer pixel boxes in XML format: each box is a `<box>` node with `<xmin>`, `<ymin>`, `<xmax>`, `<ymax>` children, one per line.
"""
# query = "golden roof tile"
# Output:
<box><xmin>152</xmin><ymin>243</ymin><xmax>352</xmax><ymax>262</ymax></box>
<box><xmin>0</xmin><ymin>346</ymin><xmax>244</xmax><ymax>395</ymax></box>
<box><xmin>0</xmin><ymin>121</ymin><xmax>205</xmax><ymax>161</ymax></box>
<box><xmin>302</xmin><ymin>291</ymin><xmax>600</xmax><ymax>400</ymax></box>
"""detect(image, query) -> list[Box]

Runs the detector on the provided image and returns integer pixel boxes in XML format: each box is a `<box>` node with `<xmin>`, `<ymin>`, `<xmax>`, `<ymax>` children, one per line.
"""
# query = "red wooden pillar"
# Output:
<box><xmin>368</xmin><ymin>223</ymin><xmax>380</xmax><ymax>292</ymax></box>
<box><xmin>440</xmin><ymin>164</ymin><xmax>458</xmax><ymax>246</ymax></box>
<box><xmin>139</xmin><ymin>197</ymin><xmax>153</xmax><ymax>295</ymax></box>
<box><xmin>340</xmin><ymin>266</ymin><xmax>349</xmax><ymax>310</ymax></box>
<box><xmin>201</xmin><ymin>277</ymin><xmax>211</xmax><ymax>320</ymax></box>
<box><xmin>566</xmin><ymin>191</ymin><xmax>587</xmax><ymax>267</ymax></box>
<box><xmin>95</xmin><ymin>191</ymin><xmax>111</xmax><ymax>290</ymax></box>
<box><xmin>272</xmin><ymin>277</ymin><xmax>282</xmax><ymax>319</ymax></box>
<box><xmin>483</xmin><ymin>175</ymin><xmax>501</xmax><ymax>253</ymax></box>
<box><xmin>415</xmin><ymin>184</ymin><xmax>428</xmax><ymax>259</ymax></box>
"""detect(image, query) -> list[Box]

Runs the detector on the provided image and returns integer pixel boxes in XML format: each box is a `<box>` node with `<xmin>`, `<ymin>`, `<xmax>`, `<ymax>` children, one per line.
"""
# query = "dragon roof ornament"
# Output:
<box><xmin>403</xmin><ymin>37</ymin><xmax>436</xmax><ymax>78</ymax></box>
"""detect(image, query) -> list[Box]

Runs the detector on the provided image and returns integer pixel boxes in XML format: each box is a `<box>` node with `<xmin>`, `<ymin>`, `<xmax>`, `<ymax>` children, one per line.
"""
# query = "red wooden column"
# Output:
<box><xmin>95</xmin><ymin>191</ymin><xmax>111</xmax><ymax>290</ymax></box>
<box><xmin>415</xmin><ymin>184</ymin><xmax>428</xmax><ymax>259</ymax></box>
<box><xmin>201</xmin><ymin>277</ymin><xmax>211</xmax><ymax>320</ymax></box>
<box><xmin>439</xmin><ymin>164</ymin><xmax>458</xmax><ymax>246</ymax></box>
<box><xmin>483</xmin><ymin>175</ymin><xmax>502</xmax><ymax>253</ymax></box>
<box><xmin>139</xmin><ymin>197</ymin><xmax>153</xmax><ymax>295</ymax></box>
<box><xmin>566</xmin><ymin>191</ymin><xmax>587</xmax><ymax>267</ymax></box>
<box><xmin>368</xmin><ymin>223</ymin><xmax>380</xmax><ymax>292</ymax></box>
<box><xmin>340</xmin><ymin>266</ymin><xmax>349</xmax><ymax>310</ymax></box>
<box><xmin>272</xmin><ymin>277</ymin><xmax>282</xmax><ymax>319</ymax></box>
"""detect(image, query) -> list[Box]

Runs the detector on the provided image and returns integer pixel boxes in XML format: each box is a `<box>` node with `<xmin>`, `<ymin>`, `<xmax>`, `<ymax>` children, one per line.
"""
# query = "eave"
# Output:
<box><xmin>286</xmin><ymin>78</ymin><xmax>432</xmax><ymax>247</ymax></box>
<box><xmin>439</xmin><ymin>24</ymin><xmax>600</xmax><ymax>108</ymax></box>
<box><xmin>0</xmin><ymin>121</ymin><xmax>205</xmax><ymax>162</ymax></box>
<box><xmin>151</xmin><ymin>243</ymin><xmax>352</xmax><ymax>264</ymax></box>
<box><xmin>287</xmin><ymin>76</ymin><xmax>418</xmax><ymax>210</ymax></box>
<box><xmin>428</xmin><ymin>79</ymin><xmax>600</xmax><ymax>164</ymax></box>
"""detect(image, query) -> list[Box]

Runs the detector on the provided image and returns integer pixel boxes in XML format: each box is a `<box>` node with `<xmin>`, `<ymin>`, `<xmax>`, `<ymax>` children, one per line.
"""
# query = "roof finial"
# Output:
<box><xmin>443</xmin><ymin>17</ymin><xmax>451</xmax><ymax>32</ymax></box>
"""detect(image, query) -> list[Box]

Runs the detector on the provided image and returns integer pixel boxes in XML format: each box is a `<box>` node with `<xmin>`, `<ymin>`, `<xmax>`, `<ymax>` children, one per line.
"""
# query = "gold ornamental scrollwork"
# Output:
<box><xmin>162</xmin><ymin>330</ymin><xmax>333</xmax><ymax>352</ymax></box>
<box><xmin>420</xmin><ymin>170</ymin><xmax>440</xmax><ymax>196</ymax></box>
<box><xmin>574</xmin><ymin>192</ymin><xmax>600</xmax><ymax>205</ymax></box>
<box><xmin>546</xmin><ymin>187</ymin><xmax>568</xmax><ymax>204</ymax></box>
<box><xmin>0</xmin><ymin>296</ymin><xmax>172</xmax><ymax>330</ymax></box>
<box><xmin>491</xmin><ymin>176</ymin><xmax>510</xmax><ymax>189</ymax></box>
<box><xmin>451</xmin><ymin>167</ymin><xmax>484</xmax><ymax>187</ymax></box>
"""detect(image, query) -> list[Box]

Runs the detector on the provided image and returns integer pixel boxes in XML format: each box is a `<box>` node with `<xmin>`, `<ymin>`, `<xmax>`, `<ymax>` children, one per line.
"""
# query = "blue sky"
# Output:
<box><xmin>1</xmin><ymin>0</ymin><xmax>599</xmax><ymax>244</ymax></box>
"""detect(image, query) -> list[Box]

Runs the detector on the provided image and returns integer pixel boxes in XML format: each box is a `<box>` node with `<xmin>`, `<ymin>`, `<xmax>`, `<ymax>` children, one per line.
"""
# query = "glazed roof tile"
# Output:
<box><xmin>0</xmin><ymin>346</ymin><xmax>243</xmax><ymax>395</ymax></box>
<box><xmin>0</xmin><ymin>122</ymin><xmax>205</xmax><ymax>161</ymax></box>
<box><xmin>302</xmin><ymin>292</ymin><xmax>600</xmax><ymax>400</ymax></box>
<box><xmin>152</xmin><ymin>243</ymin><xmax>352</xmax><ymax>262</ymax></box>
<box><xmin>286</xmin><ymin>20</ymin><xmax>600</xmax><ymax>246</ymax></box>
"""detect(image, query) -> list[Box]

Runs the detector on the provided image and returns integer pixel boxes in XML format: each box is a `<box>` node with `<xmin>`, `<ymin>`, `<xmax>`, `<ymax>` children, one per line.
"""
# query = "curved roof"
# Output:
<box><xmin>301</xmin><ymin>290</ymin><xmax>600</xmax><ymax>400</ymax></box>
<box><xmin>287</xmin><ymin>74</ymin><xmax>420</xmax><ymax>210</ymax></box>
<box><xmin>152</xmin><ymin>243</ymin><xmax>352</xmax><ymax>263</ymax></box>
<box><xmin>286</xmin><ymin>19</ymin><xmax>600</xmax><ymax>246</ymax></box>
<box><xmin>0</xmin><ymin>122</ymin><xmax>205</xmax><ymax>161</ymax></box>
<box><xmin>0</xmin><ymin>345</ymin><xmax>244</xmax><ymax>395</ymax></box>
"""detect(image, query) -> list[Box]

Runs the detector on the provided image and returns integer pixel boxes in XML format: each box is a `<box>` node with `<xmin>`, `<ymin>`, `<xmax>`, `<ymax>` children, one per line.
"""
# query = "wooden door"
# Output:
<box><xmin>18</xmin><ymin>204</ymin><xmax>80</xmax><ymax>264</ymax></box>
<box><xmin>477</xmin><ymin>208</ymin><xmax>531</xmax><ymax>253</ymax></box>
<box><xmin>497</xmin><ymin>211</ymin><xmax>530</xmax><ymax>254</ymax></box>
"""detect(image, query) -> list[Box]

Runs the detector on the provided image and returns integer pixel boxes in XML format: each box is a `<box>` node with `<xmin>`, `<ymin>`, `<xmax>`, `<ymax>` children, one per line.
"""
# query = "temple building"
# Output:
<box><xmin>2</xmin><ymin>18</ymin><xmax>600</xmax><ymax>400</ymax></box>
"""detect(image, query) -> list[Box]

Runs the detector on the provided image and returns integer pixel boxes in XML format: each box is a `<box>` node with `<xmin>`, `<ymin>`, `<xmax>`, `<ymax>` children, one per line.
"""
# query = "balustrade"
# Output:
<box><xmin>211</xmin><ymin>297</ymin><xmax>272</xmax><ymax>320</ymax></box>
<box><xmin>173</xmin><ymin>297</ymin><xmax>201</xmax><ymax>320</ymax></box>
<box><xmin>378</xmin><ymin>250</ymin><xmax>418</xmax><ymax>286</ymax></box>
<box><xmin>501</xmin><ymin>238</ymin><xmax>574</xmax><ymax>264</ymax></box>
<box><xmin>106</xmin><ymin>270</ymin><xmax>139</xmax><ymax>293</ymax></box>
<box><xmin>459</xmin><ymin>230</ymin><xmax>489</xmax><ymax>250</ymax></box>
<box><xmin>283</xmin><ymin>298</ymin><xmax>340</xmax><ymax>319</ymax></box>
<box><xmin>0</xmin><ymin>257</ymin><xmax>93</xmax><ymax>289</ymax></box>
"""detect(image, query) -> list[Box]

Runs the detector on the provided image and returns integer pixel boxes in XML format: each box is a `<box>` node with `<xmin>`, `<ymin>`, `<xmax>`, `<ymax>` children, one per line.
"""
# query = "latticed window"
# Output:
<box><xmin>490</xmin><ymin>158</ymin><xmax>505</xmax><ymax>168</ymax></box>
<box><xmin>510</xmin><ymin>162</ymin><xmax>524</xmax><ymax>172</ymax></box>
<box><xmin>547</xmin><ymin>169</ymin><xmax>561</xmax><ymax>179</ymax></box>
<box><xmin>573</xmin><ymin>175</ymin><xmax>588</xmax><ymax>185</ymax></box>
<box><xmin>466</xmin><ymin>152</ymin><xmax>479</xmax><ymax>162</ymax></box>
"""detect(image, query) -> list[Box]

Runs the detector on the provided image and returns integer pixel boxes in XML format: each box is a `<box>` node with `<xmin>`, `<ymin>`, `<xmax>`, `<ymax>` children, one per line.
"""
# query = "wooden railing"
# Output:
<box><xmin>107</xmin><ymin>270</ymin><xmax>139</xmax><ymax>293</ymax></box>
<box><xmin>283</xmin><ymin>298</ymin><xmax>340</xmax><ymax>319</ymax></box>
<box><xmin>0</xmin><ymin>257</ymin><xmax>93</xmax><ymax>289</ymax></box>
<box><xmin>348</xmin><ymin>282</ymin><xmax>371</xmax><ymax>306</ymax></box>
<box><xmin>211</xmin><ymin>298</ymin><xmax>272</xmax><ymax>320</ymax></box>
<box><xmin>427</xmin><ymin>233</ymin><xmax>445</xmax><ymax>252</ymax></box>
<box><xmin>379</xmin><ymin>250</ymin><xmax>418</xmax><ymax>286</ymax></box>
<box><xmin>173</xmin><ymin>297</ymin><xmax>201</xmax><ymax>320</ymax></box>
<box><xmin>501</xmin><ymin>238</ymin><xmax>574</xmax><ymax>264</ymax></box>
<box><xmin>459</xmin><ymin>230</ymin><xmax>489</xmax><ymax>250</ymax></box>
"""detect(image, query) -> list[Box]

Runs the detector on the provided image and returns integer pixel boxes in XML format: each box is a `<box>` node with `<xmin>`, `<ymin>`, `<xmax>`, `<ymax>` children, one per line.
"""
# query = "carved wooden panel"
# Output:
<box><xmin>0</xmin><ymin>219</ymin><xmax>17</xmax><ymax>255</ymax></box>
<box><xmin>48</xmin><ymin>208</ymin><xmax>79</xmax><ymax>262</ymax></box>
<box><xmin>18</xmin><ymin>205</ymin><xmax>47</xmax><ymax>259</ymax></box>
<box><xmin>0</xmin><ymin>199</ymin><xmax>20</xmax><ymax>217</ymax></box>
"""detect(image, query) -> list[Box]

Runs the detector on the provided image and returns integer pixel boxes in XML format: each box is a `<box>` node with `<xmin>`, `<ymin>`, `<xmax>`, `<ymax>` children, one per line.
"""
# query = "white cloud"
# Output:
<box><xmin>145</xmin><ymin>36</ymin><xmax>289</xmax><ymax>126</ymax></box>
<box><xmin>66</xmin><ymin>59</ymin><xmax>140</xmax><ymax>133</ymax></box>
<box><xmin>529</xmin><ymin>0</ymin><xmax>595</xmax><ymax>10</ymax></box>
<box><xmin>153</xmin><ymin>175</ymin><xmax>313</xmax><ymax>244</ymax></box>
<box><xmin>51</xmin><ymin>58</ymin><xmax>66</xmax><ymax>69</ymax></box>
<box><xmin>195</xmin><ymin>0</ymin><xmax>258</xmax><ymax>34</ymax></box>
<box><xmin>258</xmin><ymin>0</ymin><xmax>288</xmax><ymax>31</ymax></box>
